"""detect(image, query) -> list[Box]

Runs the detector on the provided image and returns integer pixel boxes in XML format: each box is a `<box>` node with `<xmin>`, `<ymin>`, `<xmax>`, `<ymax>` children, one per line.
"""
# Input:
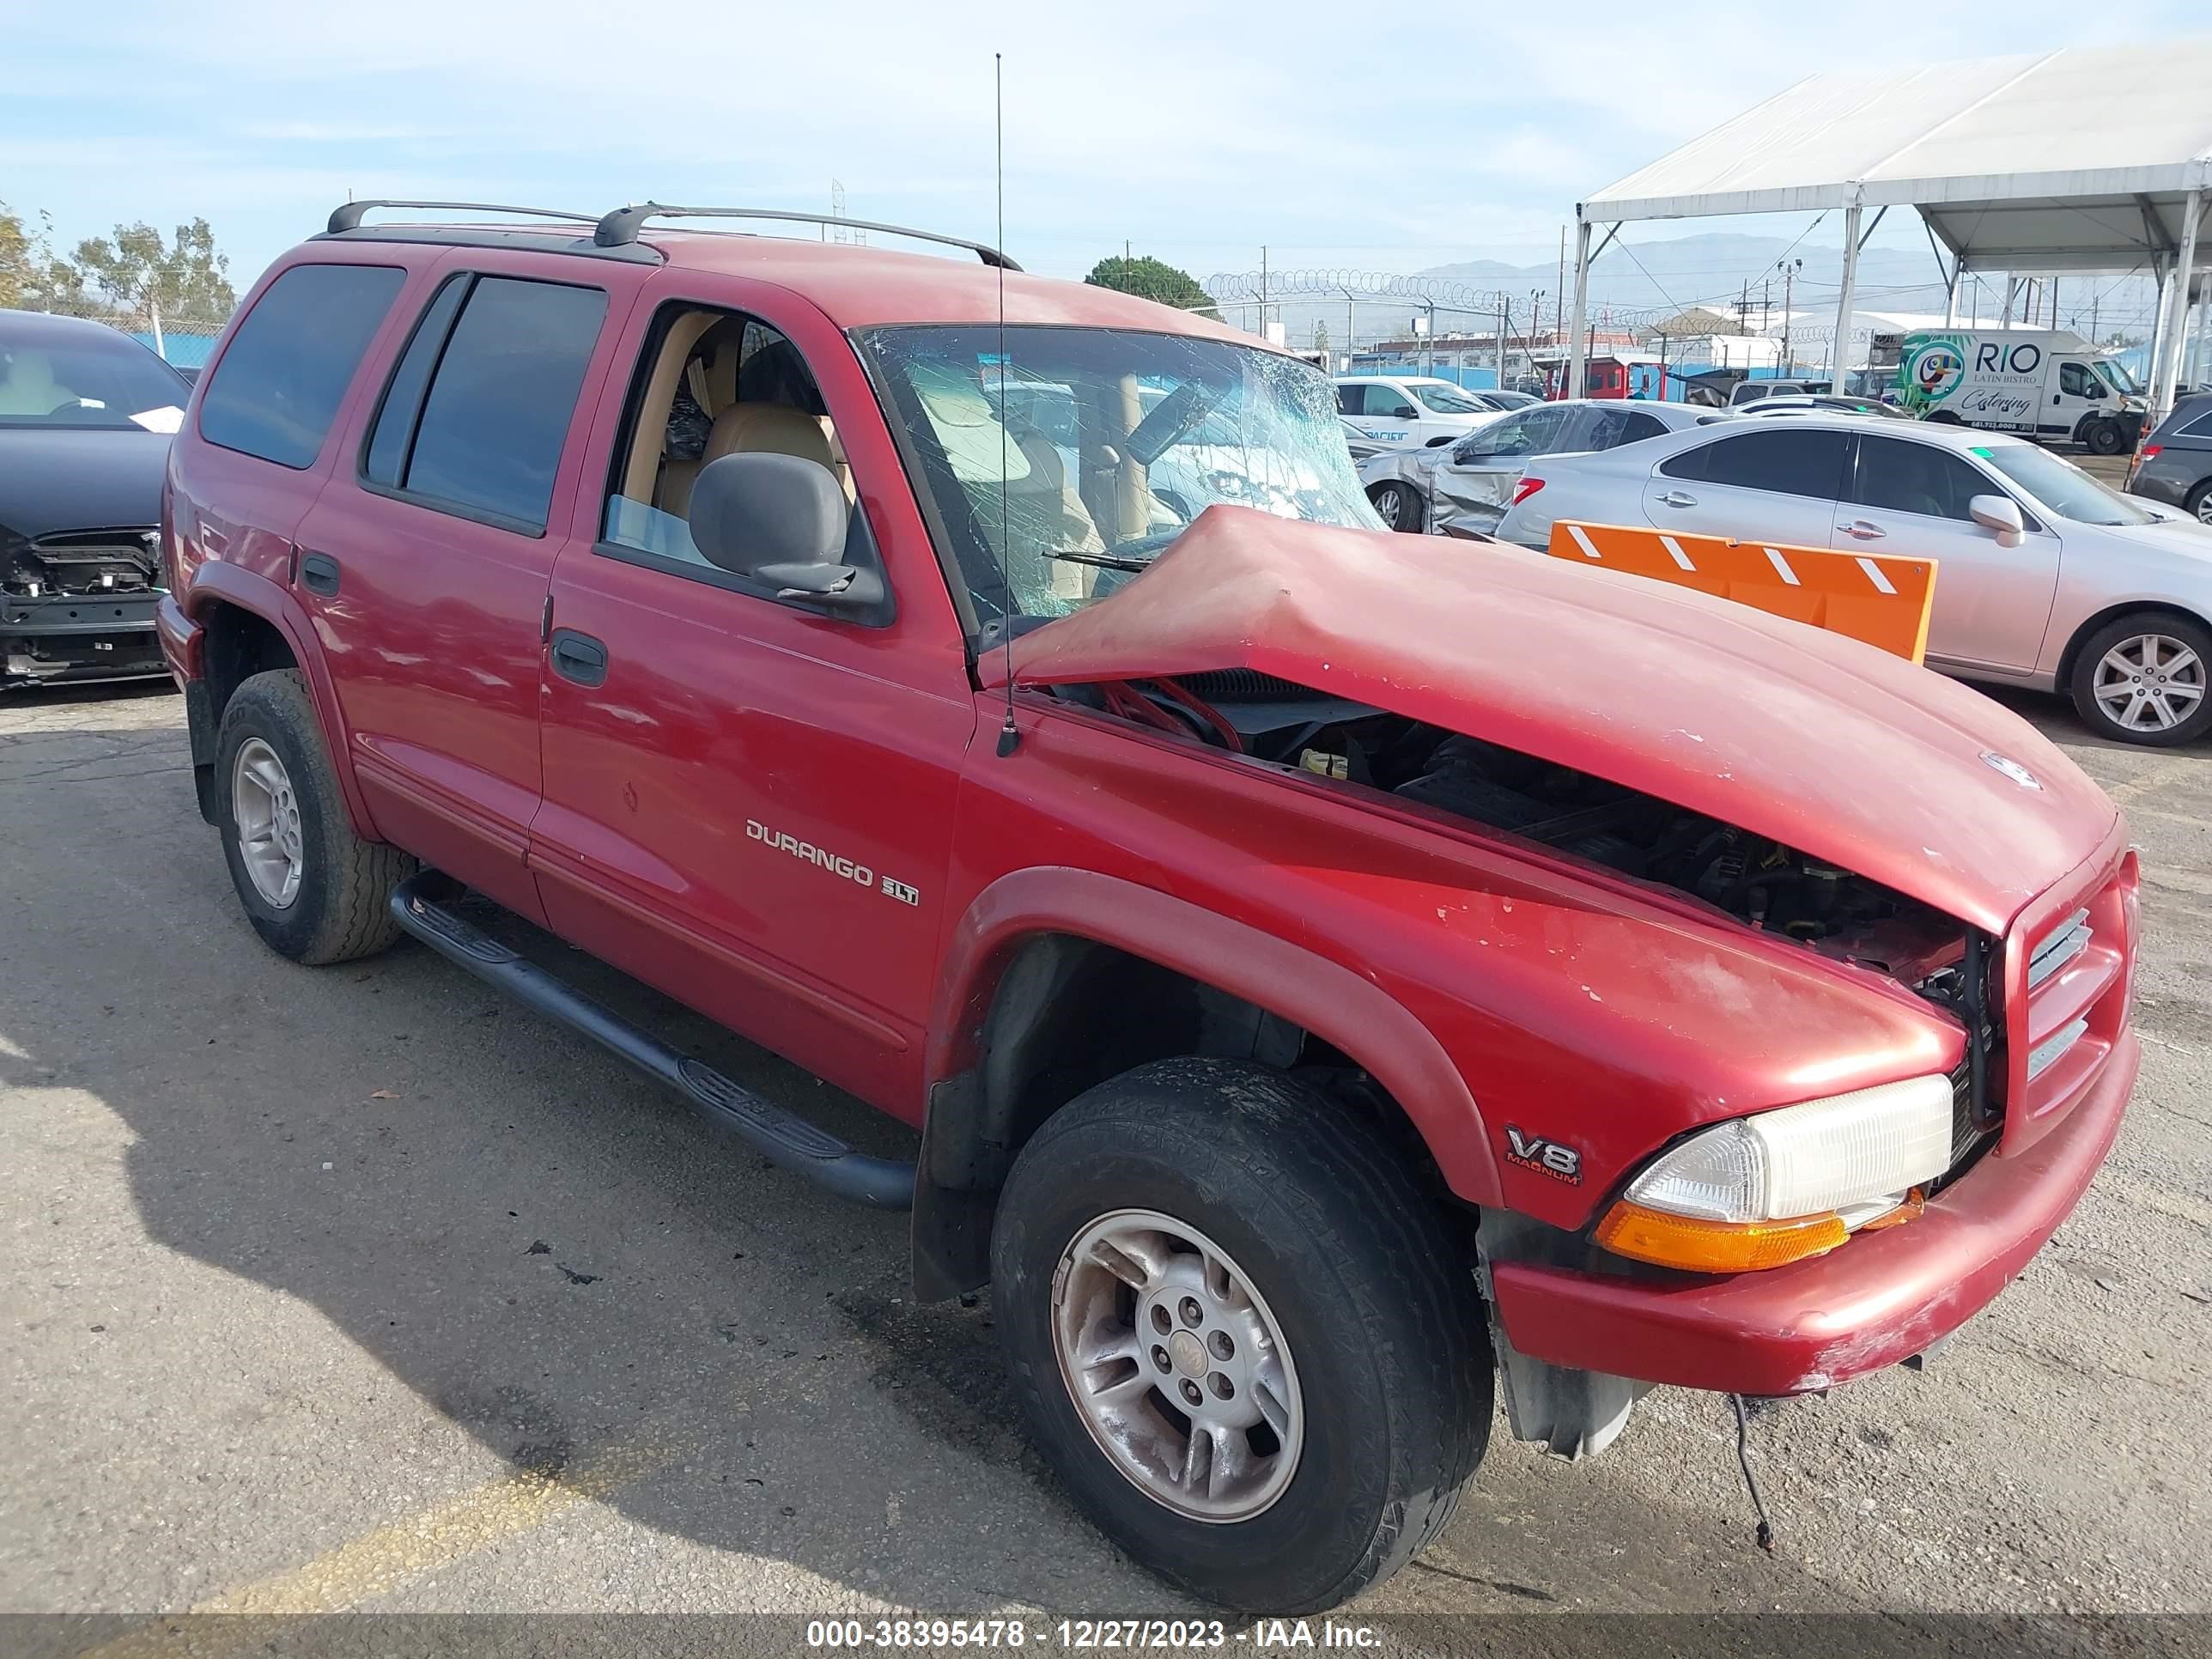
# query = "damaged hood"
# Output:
<box><xmin>988</xmin><ymin>507</ymin><xmax>2118</xmax><ymax>934</ymax></box>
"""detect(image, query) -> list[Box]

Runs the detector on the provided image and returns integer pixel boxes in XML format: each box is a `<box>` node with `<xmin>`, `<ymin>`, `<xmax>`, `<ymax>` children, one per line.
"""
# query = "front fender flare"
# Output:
<box><xmin>927</xmin><ymin>866</ymin><xmax>1503</xmax><ymax>1206</ymax></box>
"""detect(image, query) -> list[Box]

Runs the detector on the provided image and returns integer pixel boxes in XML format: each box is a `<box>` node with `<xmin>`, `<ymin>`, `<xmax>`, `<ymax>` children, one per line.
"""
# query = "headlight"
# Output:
<box><xmin>1595</xmin><ymin>1075</ymin><xmax>1954</xmax><ymax>1273</ymax></box>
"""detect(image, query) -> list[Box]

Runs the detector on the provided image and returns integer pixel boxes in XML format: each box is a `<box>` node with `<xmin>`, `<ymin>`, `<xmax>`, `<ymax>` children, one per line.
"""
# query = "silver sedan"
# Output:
<box><xmin>1357</xmin><ymin>398</ymin><xmax>1723</xmax><ymax>536</ymax></box>
<box><xmin>1498</xmin><ymin>415</ymin><xmax>2212</xmax><ymax>746</ymax></box>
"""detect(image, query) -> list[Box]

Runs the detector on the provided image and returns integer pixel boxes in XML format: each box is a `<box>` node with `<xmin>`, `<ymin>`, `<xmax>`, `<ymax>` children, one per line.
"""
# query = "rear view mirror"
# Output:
<box><xmin>1969</xmin><ymin>493</ymin><xmax>2025</xmax><ymax>545</ymax></box>
<box><xmin>690</xmin><ymin>453</ymin><xmax>879</xmax><ymax>608</ymax></box>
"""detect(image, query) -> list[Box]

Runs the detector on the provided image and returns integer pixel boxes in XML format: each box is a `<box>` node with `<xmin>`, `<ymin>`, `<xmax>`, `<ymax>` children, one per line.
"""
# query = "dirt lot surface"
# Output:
<box><xmin>3</xmin><ymin>678</ymin><xmax>2208</xmax><ymax>1645</ymax></box>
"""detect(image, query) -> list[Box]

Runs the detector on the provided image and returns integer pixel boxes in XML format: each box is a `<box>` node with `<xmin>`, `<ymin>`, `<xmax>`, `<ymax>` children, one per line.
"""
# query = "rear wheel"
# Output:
<box><xmin>991</xmin><ymin>1058</ymin><xmax>1491</xmax><ymax>1612</ymax></box>
<box><xmin>2186</xmin><ymin>480</ymin><xmax>2212</xmax><ymax>526</ymax></box>
<box><xmin>1924</xmin><ymin>410</ymin><xmax>1964</xmax><ymax>425</ymax></box>
<box><xmin>2084</xmin><ymin>417</ymin><xmax>2126</xmax><ymax>456</ymax></box>
<box><xmin>215</xmin><ymin>668</ymin><xmax>415</xmax><ymax>963</ymax></box>
<box><xmin>1368</xmin><ymin>480</ymin><xmax>1423</xmax><ymax>533</ymax></box>
<box><xmin>2069</xmin><ymin>611</ymin><xmax>2212</xmax><ymax>745</ymax></box>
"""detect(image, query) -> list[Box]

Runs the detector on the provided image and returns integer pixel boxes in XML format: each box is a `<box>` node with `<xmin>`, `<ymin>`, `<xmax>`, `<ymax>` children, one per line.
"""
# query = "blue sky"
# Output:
<box><xmin>6</xmin><ymin>1</ymin><xmax>2206</xmax><ymax>299</ymax></box>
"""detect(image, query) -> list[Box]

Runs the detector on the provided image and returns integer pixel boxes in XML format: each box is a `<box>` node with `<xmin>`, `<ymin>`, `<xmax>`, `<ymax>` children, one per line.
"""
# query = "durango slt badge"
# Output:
<box><xmin>746</xmin><ymin>819</ymin><xmax>921</xmax><ymax>904</ymax></box>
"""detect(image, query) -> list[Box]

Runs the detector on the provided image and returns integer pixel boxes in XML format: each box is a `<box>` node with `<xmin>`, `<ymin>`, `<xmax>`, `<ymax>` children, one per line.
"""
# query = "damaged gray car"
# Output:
<box><xmin>1358</xmin><ymin>398</ymin><xmax>1724</xmax><ymax>534</ymax></box>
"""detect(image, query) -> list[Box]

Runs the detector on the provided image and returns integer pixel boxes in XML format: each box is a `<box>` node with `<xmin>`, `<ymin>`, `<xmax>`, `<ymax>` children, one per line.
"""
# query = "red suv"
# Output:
<box><xmin>160</xmin><ymin>202</ymin><xmax>2139</xmax><ymax>1612</ymax></box>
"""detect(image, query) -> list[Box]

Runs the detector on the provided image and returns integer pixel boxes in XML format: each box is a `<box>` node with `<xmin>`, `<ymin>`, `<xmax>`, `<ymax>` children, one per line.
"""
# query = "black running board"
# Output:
<box><xmin>389</xmin><ymin>873</ymin><xmax>915</xmax><ymax>1210</ymax></box>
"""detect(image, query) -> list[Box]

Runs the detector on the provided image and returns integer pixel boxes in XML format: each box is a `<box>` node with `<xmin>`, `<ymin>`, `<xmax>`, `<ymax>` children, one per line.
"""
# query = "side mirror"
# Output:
<box><xmin>689</xmin><ymin>453</ymin><xmax>878</xmax><ymax>608</ymax></box>
<box><xmin>1969</xmin><ymin>493</ymin><xmax>2026</xmax><ymax>545</ymax></box>
<box><xmin>1389</xmin><ymin>406</ymin><xmax>1418</xmax><ymax>420</ymax></box>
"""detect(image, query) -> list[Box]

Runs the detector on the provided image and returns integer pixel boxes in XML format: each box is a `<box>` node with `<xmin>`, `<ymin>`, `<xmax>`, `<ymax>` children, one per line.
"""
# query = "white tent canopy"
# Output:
<box><xmin>1566</xmin><ymin>40</ymin><xmax>2212</xmax><ymax>415</ymax></box>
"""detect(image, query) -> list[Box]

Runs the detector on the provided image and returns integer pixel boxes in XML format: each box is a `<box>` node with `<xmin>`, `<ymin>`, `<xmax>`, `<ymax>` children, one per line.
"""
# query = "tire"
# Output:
<box><xmin>2068</xmin><ymin>611</ymin><xmax>2212</xmax><ymax>747</ymax></box>
<box><xmin>1924</xmin><ymin>410</ymin><xmax>1964</xmax><ymax>425</ymax></box>
<box><xmin>214</xmin><ymin>668</ymin><xmax>415</xmax><ymax>963</ymax></box>
<box><xmin>991</xmin><ymin>1058</ymin><xmax>1491</xmax><ymax>1613</ymax></box>
<box><xmin>2084</xmin><ymin>418</ymin><xmax>2126</xmax><ymax>457</ymax></box>
<box><xmin>1368</xmin><ymin>480</ymin><xmax>1423</xmax><ymax>533</ymax></box>
<box><xmin>2186</xmin><ymin>479</ymin><xmax>2212</xmax><ymax>527</ymax></box>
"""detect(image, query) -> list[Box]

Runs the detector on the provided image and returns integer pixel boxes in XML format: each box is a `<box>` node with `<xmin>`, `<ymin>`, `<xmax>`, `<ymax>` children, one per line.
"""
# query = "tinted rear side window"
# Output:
<box><xmin>1662</xmin><ymin>428</ymin><xmax>1847</xmax><ymax>498</ymax></box>
<box><xmin>362</xmin><ymin>275</ymin><xmax>470</xmax><ymax>487</ymax></box>
<box><xmin>198</xmin><ymin>264</ymin><xmax>404</xmax><ymax>467</ymax></box>
<box><xmin>395</xmin><ymin>277</ymin><xmax>607</xmax><ymax>530</ymax></box>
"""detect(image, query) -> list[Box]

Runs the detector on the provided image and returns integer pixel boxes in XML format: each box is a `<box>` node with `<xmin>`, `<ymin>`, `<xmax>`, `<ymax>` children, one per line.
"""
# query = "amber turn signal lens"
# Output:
<box><xmin>1595</xmin><ymin>1200</ymin><xmax>1850</xmax><ymax>1273</ymax></box>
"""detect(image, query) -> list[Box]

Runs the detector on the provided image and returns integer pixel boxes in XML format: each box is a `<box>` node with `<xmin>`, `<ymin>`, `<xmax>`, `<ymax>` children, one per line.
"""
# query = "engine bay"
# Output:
<box><xmin>1059</xmin><ymin>670</ymin><xmax>1966</xmax><ymax>988</ymax></box>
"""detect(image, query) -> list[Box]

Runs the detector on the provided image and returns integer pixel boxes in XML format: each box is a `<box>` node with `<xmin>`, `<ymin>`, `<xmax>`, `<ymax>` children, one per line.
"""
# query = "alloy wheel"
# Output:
<box><xmin>2092</xmin><ymin>633</ymin><xmax>2205</xmax><ymax>734</ymax></box>
<box><xmin>233</xmin><ymin>737</ymin><xmax>305</xmax><ymax>908</ymax></box>
<box><xmin>1051</xmin><ymin>1208</ymin><xmax>1304</xmax><ymax>1523</ymax></box>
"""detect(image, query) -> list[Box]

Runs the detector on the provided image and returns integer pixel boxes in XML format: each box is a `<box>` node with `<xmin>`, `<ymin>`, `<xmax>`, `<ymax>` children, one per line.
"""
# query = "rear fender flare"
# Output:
<box><xmin>927</xmin><ymin>866</ymin><xmax>1503</xmax><ymax>1206</ymax></box>
<box><xmin>185</xmin><ymin>562</ymin><xmax>380</xmax><ymax>842</ymax></box>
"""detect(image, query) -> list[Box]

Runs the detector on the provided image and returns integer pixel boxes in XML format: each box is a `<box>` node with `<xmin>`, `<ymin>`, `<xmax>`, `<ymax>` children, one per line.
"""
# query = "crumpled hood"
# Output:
<box><xmin>988</xmin><ymin>507</ymin><xmax>2118</xmax><ymax>934</ymax></box>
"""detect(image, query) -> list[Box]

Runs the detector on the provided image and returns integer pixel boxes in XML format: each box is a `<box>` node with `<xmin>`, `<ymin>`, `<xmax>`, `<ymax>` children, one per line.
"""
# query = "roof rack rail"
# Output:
<box><xmin>326</xmin><ymin>200</ymin><xmax>599</xmax><ymax>235</ymax></box>
<box><xmin>592</xmin><ymin>204</ymin><xmax>1021</xmax><ymax>270</ymax></box>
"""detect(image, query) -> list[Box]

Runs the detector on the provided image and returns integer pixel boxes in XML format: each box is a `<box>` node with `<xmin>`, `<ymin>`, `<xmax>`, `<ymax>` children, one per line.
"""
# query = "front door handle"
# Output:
<box><xmin>1656</xmin><ymin>490</ymin><xmax>1698</xmax><ymax>508</ymax></box>
<box><xmin>1841</xmin><ymin>520</ymin><xmax>1887</xmax><ymax>539</ymax></box>
<box><xmin>550</xmin><ymin>629</ymin><xmax>608</xmax><ymax>687</ymax></box>
<box><xmin>300</xmin><ymin>551</ymin><xmax>340</xmax><ymax>596</ymax></box>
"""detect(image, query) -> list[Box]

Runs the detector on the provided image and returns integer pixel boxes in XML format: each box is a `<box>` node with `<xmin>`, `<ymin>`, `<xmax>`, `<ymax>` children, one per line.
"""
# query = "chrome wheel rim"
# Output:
<box><xmin>1051</xmin><ymin>1208</ymin><xmax>1303</xmax><ymax>1524</ymax></box>
<box><xmin>1372</xmin><ymin>486</ymin><xmax>1402</xmax><ymax>529</ymax></box>
<box><xmin>2093</xmin><ymin>633</ymin><xmax>2204</xmax><ymax>733</ymax></box>
<box><xmin>2195</xmin><ymin>494</ymin><xmax>2212</xmax><ymax>526</ymax></box>
<box><xmin>232</xmin><ymin>737</ymin><xmax>304</xmax><ymax>908</ymax></box>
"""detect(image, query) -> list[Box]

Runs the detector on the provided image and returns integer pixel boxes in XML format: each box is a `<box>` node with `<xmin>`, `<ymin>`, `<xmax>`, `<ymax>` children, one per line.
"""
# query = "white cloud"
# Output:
<box><xmin>9</xmin><ymin>0</ymin><xmax>2204</xmax><ymax>287</ymax></box>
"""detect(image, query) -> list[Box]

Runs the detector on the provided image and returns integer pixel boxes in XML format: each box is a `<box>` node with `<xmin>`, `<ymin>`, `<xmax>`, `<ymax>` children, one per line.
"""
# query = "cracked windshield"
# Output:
<box><xmin>866</xmin><ymin>325</ymin><xmax>1380</xmax><ymax>623</ymax></box>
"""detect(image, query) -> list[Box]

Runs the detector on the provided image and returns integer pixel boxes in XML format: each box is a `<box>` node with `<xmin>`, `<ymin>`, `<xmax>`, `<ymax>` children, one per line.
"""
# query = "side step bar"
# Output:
<box><xmin>388</xmin><ymin>874</ymin><xmax>915</xmax><ymax>1210</ymax></box>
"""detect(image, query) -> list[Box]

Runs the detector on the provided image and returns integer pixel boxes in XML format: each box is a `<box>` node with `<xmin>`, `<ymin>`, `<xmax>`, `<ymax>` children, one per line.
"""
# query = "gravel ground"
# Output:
<box><xmin>2</xmin><ymin>677</ymin><xmax>2207</xmax><ymax>1643</ymax></box>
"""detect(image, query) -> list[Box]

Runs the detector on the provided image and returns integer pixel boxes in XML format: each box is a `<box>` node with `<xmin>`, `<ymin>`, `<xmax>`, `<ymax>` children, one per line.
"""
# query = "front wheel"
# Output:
<box><xmin>992</xmin><ymin>1059</ymin><xmax>1491</xmax><ymax>1613</ymax></box>
<box><xmin>1367</xmin><ymin>480</ymin><xmax>1424</xmax><ymax>533</ymax></box>
<box><xmin>2084</xmin><ymin>418</ymin><xmax>2126</xmax><ymax>456</ymax></box>
<box><xmin>2069</xmin><ymin>612</ymin><xmax>2212</xmax><ymax>745</ymax></box>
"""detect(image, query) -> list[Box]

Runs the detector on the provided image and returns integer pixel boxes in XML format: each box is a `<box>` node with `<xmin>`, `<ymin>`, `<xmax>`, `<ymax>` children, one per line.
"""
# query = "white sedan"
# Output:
<box><xmin>1358</xmin><ymin>398</ymin><xmax>1723</xmax><ymax>535</ymax></box>
<box><xmin>1496</xmin><ymin>415</ymin><xmax>2212</xmax><ymax>745</ymax></box>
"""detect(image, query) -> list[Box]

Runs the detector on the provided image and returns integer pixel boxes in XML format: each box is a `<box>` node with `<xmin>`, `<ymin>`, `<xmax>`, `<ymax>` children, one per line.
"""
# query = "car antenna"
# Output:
<box><xmin>993</xmin><ymin>50</ymin><xmax>1021</xmax><ymax>759</ymax></box>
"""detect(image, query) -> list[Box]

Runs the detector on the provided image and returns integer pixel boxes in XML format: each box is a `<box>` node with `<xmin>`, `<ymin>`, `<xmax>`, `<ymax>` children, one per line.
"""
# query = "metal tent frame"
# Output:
<box><xmin>1565</xmin><ymin>41</ymin><xmax>2212</xmax><ymax>418</ymax></box>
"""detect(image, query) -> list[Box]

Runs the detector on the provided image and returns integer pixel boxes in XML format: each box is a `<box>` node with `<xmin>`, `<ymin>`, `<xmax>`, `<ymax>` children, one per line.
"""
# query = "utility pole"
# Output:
<box><xmin>1778</xmin><ymin>259</ymin><xmax>1801</xmax><ymax>377</ymax></box>
<box><xmin>1556</xmin><ymin>228</ymin><xmax>1566</xmax><ymax>348</ymax></box>
<box><xmin>1497</xmin><ymin>293</ymin><xmax>1510</xmax><ymax>390</ymax></box>
<box><xmin>1259</xmin><ymin>246</ymin><xmax>1269</xmax><ymax>346</ymax></box>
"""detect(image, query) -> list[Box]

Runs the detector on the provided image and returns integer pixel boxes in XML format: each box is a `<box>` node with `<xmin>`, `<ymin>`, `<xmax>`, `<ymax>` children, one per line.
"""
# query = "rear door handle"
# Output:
<box><xmin>550</xmin><ymin>629</ymin><xmax>608</xmax><ymax>687</ymax></box>
<box><xmin>1656</xmin><ymin>490</ymin><xmax>1698</xmax><ymax>508</ymax></box>
<box><xmin>1841</xmin><ymin>520</ymin><xmax>1887</xmax><ymax>539</ymax></box>
<box><xmin>300</xmin><ymin>551</ymin><xmax>341</xmax><ymax>596</ymax></box>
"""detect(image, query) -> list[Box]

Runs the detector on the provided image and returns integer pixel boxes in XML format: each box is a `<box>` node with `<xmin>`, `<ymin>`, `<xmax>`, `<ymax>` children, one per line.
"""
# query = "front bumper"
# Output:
<box><xmin>1489</xmin><ymin>1027</ymin><xmax>2137</xmax><ymax>1395</ymax></box>
<box><xmin>3</xmin><ymin>588</ymin><xmax>167</xmax><ymax>685</ymax></box>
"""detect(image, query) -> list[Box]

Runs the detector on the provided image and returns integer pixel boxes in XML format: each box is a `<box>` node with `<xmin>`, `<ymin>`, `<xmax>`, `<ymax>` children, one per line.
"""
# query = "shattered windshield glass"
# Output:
<box><xmin>862</xmin><ymin>325</ymin><xmax>1381</xmax><ymax>624</ymax></box>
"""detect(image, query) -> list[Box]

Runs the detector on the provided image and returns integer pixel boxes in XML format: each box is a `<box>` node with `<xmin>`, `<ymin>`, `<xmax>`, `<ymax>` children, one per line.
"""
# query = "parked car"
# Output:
<box><xmin>1333</xmin><ymin>374</ymin><xmax>1508</xmax><ymax>447</ymax></box>
<box><xmin>1738</xmin><ymin>393</ymin><xmax>1909</xmax><ymax>420</ymax></box>
<box><xmin>1359</xmin><ymin>398</ymin><xmax>1723</xmax><ymax>533</ymax></box>
<box><xmin>2128</xmin><ymin>391</ymin><xmax>2212</xmax><ymax>525</ymax></box>
<box><xmin>1339</xmin><ymin>416</ymin><xmax>1388</xmax><ymax>463</ymax></box>
<box><xmin>1890</xmin><ymin>329</ymin><xmax>2144</xmax><ymax>455</ymax></box>
<box><xmin>1499</xmin><ymin>416</ymin><xmax>2212</xmax><ymax>744</ymax></box>
<box><xmin>162</xmin><ymin>202</ymin><xmax>2137</xmax><ymax>1612</ymax></box>
<box><xmin>1</xmin><ymin>308</ymin><xmax>190</xmax><ymax>688</ymax></box>
<box><xmin>1728</xmin><ymin>379</ymin><xmax>1814</xmax><ymax>406</ymax></box>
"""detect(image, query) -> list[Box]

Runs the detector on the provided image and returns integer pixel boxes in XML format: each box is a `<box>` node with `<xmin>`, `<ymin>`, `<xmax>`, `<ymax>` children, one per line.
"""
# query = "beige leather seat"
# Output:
<box><xmin>661</xmin><ymin>403</ymin><xmax>845</xmax><ymax>518</ymax></box>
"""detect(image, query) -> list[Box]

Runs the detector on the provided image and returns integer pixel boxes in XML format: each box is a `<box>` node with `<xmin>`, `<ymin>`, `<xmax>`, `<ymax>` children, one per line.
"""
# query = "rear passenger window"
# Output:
<box><xmin>365</xmin><ymin>276</ymin><xmax>607</xmax><ymax>532</ymax></box>
<box><xmin>198</xmin><ymin>264</ymin><xmax>403</xmax><ymax>468</ymax></box>
<box><xmin>1662</xmin><ymin>428</ymin><xmax>1847</xmax><ymax>498</ymax></box>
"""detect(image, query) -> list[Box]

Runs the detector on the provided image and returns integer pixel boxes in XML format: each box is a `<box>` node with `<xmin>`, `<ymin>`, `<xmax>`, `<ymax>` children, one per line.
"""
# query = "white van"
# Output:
<box><xmin>1332</xmin><ymin>375</ymin><xmax>1511</xmax><ymax>448</ymax></box>
<box><xmin>1887</xmin><ymin>329</ymin><xmax>2147</xmax><ymax>454</ymax></box>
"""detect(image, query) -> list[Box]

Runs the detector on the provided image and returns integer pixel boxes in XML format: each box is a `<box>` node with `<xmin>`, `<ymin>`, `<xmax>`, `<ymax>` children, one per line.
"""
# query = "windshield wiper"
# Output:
<box><xmin>1049</xmin><ymin>549</ymin><xmax>1153</xmax><ymax>572</ymax></box>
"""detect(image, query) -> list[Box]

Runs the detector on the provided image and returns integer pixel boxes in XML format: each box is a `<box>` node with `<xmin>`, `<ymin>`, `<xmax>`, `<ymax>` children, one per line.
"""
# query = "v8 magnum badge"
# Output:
<box><xmin>1504</xmin><ymin>1127</ymin><xmax>1583</xmax><ymax>1184</ymax></box>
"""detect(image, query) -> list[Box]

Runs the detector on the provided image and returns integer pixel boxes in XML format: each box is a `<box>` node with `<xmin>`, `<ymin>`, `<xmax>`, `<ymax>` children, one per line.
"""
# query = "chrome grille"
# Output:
<box><xmin>2027</xmin><ymin>908</ymin><xmax>2092</xmax><ymax>990</ymax></box>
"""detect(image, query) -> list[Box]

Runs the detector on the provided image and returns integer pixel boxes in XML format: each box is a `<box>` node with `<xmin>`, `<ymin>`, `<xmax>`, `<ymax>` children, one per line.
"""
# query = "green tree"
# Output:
<box><xmin>1312</xmin><ymin>319</ymin><xmax>1330</xmax><ymax>354</ymax></box>
<box><xmin>1085</xmin><ymin>254</ymin><xmax>1218</xmax><ymax>319</ymax></box>
<box><xmin>69</xmin><ymin>218</ymin><xmax>236</xmax><ymax>331</ymax></box>
<box><xmin>0</xmin><ymin>202</ymin><xmax>97</xmax><ymax>317</ymax></box>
